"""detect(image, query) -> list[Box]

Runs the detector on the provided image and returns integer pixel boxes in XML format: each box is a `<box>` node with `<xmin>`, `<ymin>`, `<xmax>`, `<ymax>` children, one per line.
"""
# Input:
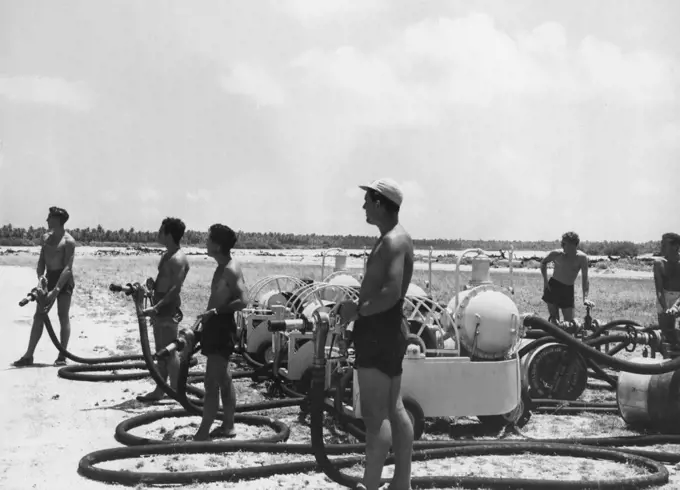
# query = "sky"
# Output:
<box><xmin>0</xmin><ymin>0</ymin><xmax>678</xmax><ymax>242</ymax></box>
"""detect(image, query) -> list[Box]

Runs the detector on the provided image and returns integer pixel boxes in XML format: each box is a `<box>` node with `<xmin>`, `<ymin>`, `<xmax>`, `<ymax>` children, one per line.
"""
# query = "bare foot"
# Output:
<box><xmin>193</xmin><ymin>431</ymin><xmax>211</xmax><ymax>442</ymax></box>
<box><xmin>135</xmin><ymin>391</ymin><xmax>165</xmax><ymax>403</ymax></box>
<box><xmin>209</xmin><ymin>425</ymin><xmax>237</xmax><ymax>439</ymax></box>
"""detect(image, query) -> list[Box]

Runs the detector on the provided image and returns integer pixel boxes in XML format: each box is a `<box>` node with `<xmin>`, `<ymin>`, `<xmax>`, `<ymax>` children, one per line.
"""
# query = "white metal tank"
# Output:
<box><xmin>447</xmin><ymin>284</ymin><xmax>520</xmax><ymax>360</ymax></box>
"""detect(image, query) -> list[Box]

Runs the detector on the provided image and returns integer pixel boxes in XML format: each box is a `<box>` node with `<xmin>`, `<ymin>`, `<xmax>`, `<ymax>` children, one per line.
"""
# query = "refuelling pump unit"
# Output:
<box><xmin>259</xmin><ymin>248</ymin><xmax>529</xmax><ymax>438</ymax></box>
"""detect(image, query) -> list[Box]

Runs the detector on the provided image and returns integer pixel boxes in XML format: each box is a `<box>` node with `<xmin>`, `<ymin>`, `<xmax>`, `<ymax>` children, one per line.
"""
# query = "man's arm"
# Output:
<box><xmin>540</xmin><ymin>251</ymin><xmax>559</xmax><ymax>285</ymax></box>
<box><xmin>653</xmin><ymin>259</ymin><xmax>667</xmax><ymax>310</ymax></box>
<box><xmin>357</xmin><ymin>237</ymin><xmax>404</xmax><ymax>317</ymax></box>
<box><xmin>213</xmin><ymin>268</ymin><xmax>248</xmax><ymax>315</ymax></box>
<box><xmin>53</xmin><ymin>238</ymin><xmax>75</xmax><ymax>292</ymax></box>
<box><xmin>152</xmin><ymin>258</ymin><xmax>188</xmax><ymax>311</ymax></box>
<box><xmin>36</xmin><ymin>240</ymin><xmax>46</xmax><ymax>279</ymax></box>
<box><xmin>581</xmin><ymin>254</ymin><xmax>590</xmax><ymax>303</ymax></box>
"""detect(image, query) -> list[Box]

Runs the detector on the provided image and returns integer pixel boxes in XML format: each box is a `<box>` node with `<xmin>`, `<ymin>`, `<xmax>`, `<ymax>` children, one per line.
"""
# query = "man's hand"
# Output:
<box><xmin>337</xmin><ymin>300</ymin><xmax>359</xmax><ymax>324</ymax></box>
<box><xmin>584</xmin><ymin>299</ymin><xmax>595</xmax><ymax>308</ymax></box>
<box><xmin>141</xmin><ymin>306</ymin><xmax>158</xmax><ymax>317</ymax></box>
<box><xmin>43</xmin><ymin>290</ymin><xmax>58</xmax><ymax>313</ymax></box>
<box><xmin>197</xmin><ymin>308</ymin><xmax>217</xmax><ymax>324</ymax></box>
<box><xmin>666</xmin><ymin>305</ymin><xmax>680</xmax><ymax>317</ymax></box>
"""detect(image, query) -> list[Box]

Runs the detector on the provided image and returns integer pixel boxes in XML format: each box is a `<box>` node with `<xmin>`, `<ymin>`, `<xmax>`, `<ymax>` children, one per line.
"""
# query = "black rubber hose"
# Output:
<box><xmin>585</xmin><ymin>319</ymin><xmax>643</xmax><ymax>341</ymax></box>
<box><xmin>523</xmin><ymin>315</ymin><xmax>680</xmax><ymax>374</ymax></box>
<box><xmin>35</xmin><ymin>309</ymin><xmax>202</xmax><ymax>381</ymax></box>
<box><xmin>76</xmin><ymin>295</ymin><xmax>676</xmax><ymax>488</ymax></box>
<box><xmin>309</xmin><ymin>363</ymin><xmax>670</xmax><ymax>489</ymax></box>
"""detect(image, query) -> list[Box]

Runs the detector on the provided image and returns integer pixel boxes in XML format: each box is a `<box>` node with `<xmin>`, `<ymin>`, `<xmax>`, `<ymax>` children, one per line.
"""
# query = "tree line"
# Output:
<box><xmin>0</xmin><ymin>223</ymin><xmax>659</xmax><ymax>257</ymax></box>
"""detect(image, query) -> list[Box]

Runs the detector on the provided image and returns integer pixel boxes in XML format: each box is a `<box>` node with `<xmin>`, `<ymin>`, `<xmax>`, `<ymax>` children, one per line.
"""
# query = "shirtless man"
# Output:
<box><xmin>338</xmin><ymin>178</ymin><xmax>414</xmax><ymax>490</ymax></box>
<box><xmin>14</xmin><ymin>207</ymin><xmax>76</xmax><ymax>367</ymax></box>
<box><xmin>653</xmin><ymin>232</ymin><xmax>680</xmax><ymax>345</ymax></box>
<box><xmin>193</xmin><ymin>224</ymin><xmax>247</xmax><ymax>441</ymax></box>
<box><xmin>540</xmin><ymin>231</ymin><xmax>594</xmax><ymax>324</ymax></box>
<box><xmin>136</xmin><ymin>217</ymin><xmax>190</xmax><ymax>402</ymax></box>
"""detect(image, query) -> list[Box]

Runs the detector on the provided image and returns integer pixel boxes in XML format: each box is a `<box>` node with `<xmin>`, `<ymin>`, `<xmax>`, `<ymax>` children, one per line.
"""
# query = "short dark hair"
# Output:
<box><xmin>662</xmin><ymin>232</ymin><xmax>680</xmax><ymax>246</ymax></box>
<box><xmin>209</xmin><ymin>224</ymin><xmax>238</xmax><ymax>254</ymax></box>
<box><xmin>161</xmin><ymin>217</ymin><xmax>186</xmax><ymax>245</ymax></box>
<box><xmin>48</xmin><ymin>206</ymin><xmax>70</xmax><ymax>225</ymax></box>
<box><xmin>367</xmin><ymin>189</ymin><xmax>400</xmax><ymax>214</ymax></box>
<box><xmin>562</xmin><ymin>231</ymin><xmax>580</xmax><ymax>246</ymax></box>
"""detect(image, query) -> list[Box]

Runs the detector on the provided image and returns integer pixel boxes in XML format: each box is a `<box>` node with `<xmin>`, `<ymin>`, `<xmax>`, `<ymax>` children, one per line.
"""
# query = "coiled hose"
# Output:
<box><xmin>77</xmin><ymin>303</ymin><xmax>680</xmax><ymax>489</ymax></box>
<box><xmin>18</xmin><ymin>283</ymin><xmax>200</xmax><ymax>382</ymax></box>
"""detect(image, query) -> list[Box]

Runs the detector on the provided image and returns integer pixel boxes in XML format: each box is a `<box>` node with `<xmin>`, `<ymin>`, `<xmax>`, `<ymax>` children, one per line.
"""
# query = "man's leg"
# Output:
<box><xmin>54</xmin><ymin>292</ymin><xmax>72</xmax><ymax>363</ymax></box>
<box><xmin>561</xmin><ymin>307</ymin><xmax>575</xmax><ymax>322</ymax></box>
<box><xmin>138</xmin><ymin>319</ymin><xmax>178</xmax><ymax>400</ymax></box>
<box><xmin>194</xmin><ymin>355</ymin><xmax>222</xmax><ymax>441</ymax></box>
<box><xmin>358</xmin><ymin>367</ymin><xmax>392</xmax><ymax>490</ymax></box>
<box><xmin>658</xmin><ymin>313</ymin><xmax>679</xmax><ymax>346</ymax></box>
<box><xmin>546</xmin><ymin>303</ymin><xmax>560</xmax><ymax>323</ymax></box>
<box><xmin>218</xmin><ymin>356</ymin><xmax>236</xmax><ymax>436</ymax></box>
<box><xmin>387</xmin><ymin>376</ymin><xmax>413</xmax><ymax>490</ymax></box>
<box><xmin>14</xmin><ymin>308</ymin><xmax>45</xmax><ymax>365</ymax></box>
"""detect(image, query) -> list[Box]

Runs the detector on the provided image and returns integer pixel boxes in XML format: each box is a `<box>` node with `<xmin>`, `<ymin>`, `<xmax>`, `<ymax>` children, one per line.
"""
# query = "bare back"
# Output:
<box><xmin>545</xmin><ymin>250</ymin><xmax>587</xmax><ymax>286</ymax></box>
<box><xmin>208</xmin><ymin>259</ymin><xmax>247</xmax><ymax>310</ymax></box>
<box><xmin>359</xmin><ymin>224</ymin><xmax>413</xmax><ymax>309</ymax></box>
<box><xmin>654</xmin><ymin>258</ymin><xmax>680</xmax><ymax>292</ymax></box>
<box><xmin>41</xmin><ymin>231</ymin><xmax>76</xmax><ymax>272</ymax></box>
<box><xmin>155</xmin><ymin>249</ymin><xmax>190</xmax><ymax>295</ymax></box>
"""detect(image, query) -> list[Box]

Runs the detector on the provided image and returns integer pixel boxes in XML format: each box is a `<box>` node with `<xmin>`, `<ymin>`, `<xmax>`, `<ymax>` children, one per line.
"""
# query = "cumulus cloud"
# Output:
<box><xmin>186</xmin><ymin>189</ymin><xmax>212</xmax><ymax>202</ymax></box>
<box><xmin>280</xmin><ymin>0</ymin><xmax>388</xmax><ymax>23</ymax></box>
<box><xmin>0</xmin><ymin>75</ymin><xmax>95</xmax><ymax>112</ymax></box>
<box><xmin>290</xmin><ymin>12</ymin><xmax>679</xmax><ymax>115</ymax></box>
<box><xmin>219</xmin><ymin>63</ymin><xmax>286</xmax><ymax>106</ymax></box>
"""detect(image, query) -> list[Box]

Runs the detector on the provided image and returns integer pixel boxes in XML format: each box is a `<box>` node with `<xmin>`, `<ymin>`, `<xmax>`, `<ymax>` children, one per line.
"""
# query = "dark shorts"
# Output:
<box><xmin>542</xmin><ymin>277</ymin><xmax>575</xmax><ymax>309</ymax></box>
<box><xmin>201</xmin><ymin>313</ymin><xmax>237</xmax><ymax>359</ymax></box>
<box><xmin>46</xmin><ymin>269</ymin><xmax>74</xmax><ymax>297</ymax></box>
<box><xmin>352</xmin><ymin>299</ymin><xmax>408</xmax><ymax>378</ymax></box>
<box><xmin>153</xmin><ymin>292</ymin><xmax>183</xmax><ymax>324</ymax></box>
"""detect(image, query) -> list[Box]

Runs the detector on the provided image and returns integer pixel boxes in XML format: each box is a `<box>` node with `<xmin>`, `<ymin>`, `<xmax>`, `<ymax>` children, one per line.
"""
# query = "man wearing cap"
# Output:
<box><xmin>13</xmin><ymin>206</ymin><xmax>77</xmax><ymax>367</ymax></box>
<box><xmin>338</xmin><ymin>178</ymin><xmax>414</xmax><ymax>490</ymax></box>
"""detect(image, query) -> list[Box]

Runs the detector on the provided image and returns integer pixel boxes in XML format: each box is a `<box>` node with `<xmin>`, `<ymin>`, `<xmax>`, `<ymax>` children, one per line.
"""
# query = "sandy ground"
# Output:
<box><xmin>0</xmin><ymin>266</ymin><xmax>146</xmax><ymax>490</ymax></box>
<box><xmin>1</xmin><ymin>264</ymin><xmax>672</xmax><ymax>490</ymax></box>
<box><xmin>0</xmin><ymin>265</ymin><xmax>349</xmax><ymax>490</ymax></box>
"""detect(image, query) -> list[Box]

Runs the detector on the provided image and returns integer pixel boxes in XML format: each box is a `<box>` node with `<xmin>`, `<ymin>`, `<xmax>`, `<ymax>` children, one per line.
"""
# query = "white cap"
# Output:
<box><xmin>359</xmin><ymin>178</ymin><xmax>403</xmax><ymax>207</ymax></box>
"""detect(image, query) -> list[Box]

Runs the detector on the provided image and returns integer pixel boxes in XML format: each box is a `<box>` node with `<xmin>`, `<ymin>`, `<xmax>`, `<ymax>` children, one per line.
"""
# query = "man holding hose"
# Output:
<box><xmin>338</xmin><ymin>178</ymin><xmax>414</xmax><ymax>490</ymax></box>
<box><xmin>136</xmin><ymin>217</ymin><xmax>191</xmax><ymax>402</ymax></box>
<box><xmin>193</xmin><ymin>223</ymin><xmax>247</xmax><ymax>441</ymax></box>
<box><xmin>13</xmin><ymin>206</ymin><xmax>76</xmax><ymax>367</ymax></box>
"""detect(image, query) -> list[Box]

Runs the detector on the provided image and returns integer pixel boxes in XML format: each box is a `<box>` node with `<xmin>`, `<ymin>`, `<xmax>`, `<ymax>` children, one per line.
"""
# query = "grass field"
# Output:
<box><xmin>1</xmin><ymin>253</ymin><xmax>677</xmax><ymax>490</ymax></box>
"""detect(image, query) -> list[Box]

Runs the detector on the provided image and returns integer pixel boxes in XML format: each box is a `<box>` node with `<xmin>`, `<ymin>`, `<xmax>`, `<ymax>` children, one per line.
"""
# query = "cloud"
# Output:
<box><xmin>280</xmin><ymin>0</ymin><xmax>388</xmax><ymax>23</ymax></box>
<box><xmin>292</xmin><ymin>46</ymin><xmax>436</xmax><ymax>127</ymax></box>
<box><xmin>220</xmin><ymin>63</ymin><xmax>286</xmax><ymax>106</ymax></box>
<box><xmin>138</xmin><ymin>187</ymin><xmax>160</xmax><ymax>203</ymax></box>
<box><xmin>186</xmin><ymin>189</ymin><xmax>212</xmax><ymax>202</ymax></box>
<box><xmin>289</xmin><ymin>12</ymin><xmax>679</xmax><ymax>116</ymax></box>
<box><xmin>0</xmin><ymin>75</ymin><xmax>95</xmax><ymax>112</ymax></box>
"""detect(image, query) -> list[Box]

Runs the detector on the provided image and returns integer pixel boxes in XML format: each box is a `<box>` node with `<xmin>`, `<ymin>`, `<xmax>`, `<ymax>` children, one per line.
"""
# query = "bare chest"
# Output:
<box><xmin>554</xmin><ymin>254</ymin><xmax>581</xmax><ymax>274</ymax></box>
